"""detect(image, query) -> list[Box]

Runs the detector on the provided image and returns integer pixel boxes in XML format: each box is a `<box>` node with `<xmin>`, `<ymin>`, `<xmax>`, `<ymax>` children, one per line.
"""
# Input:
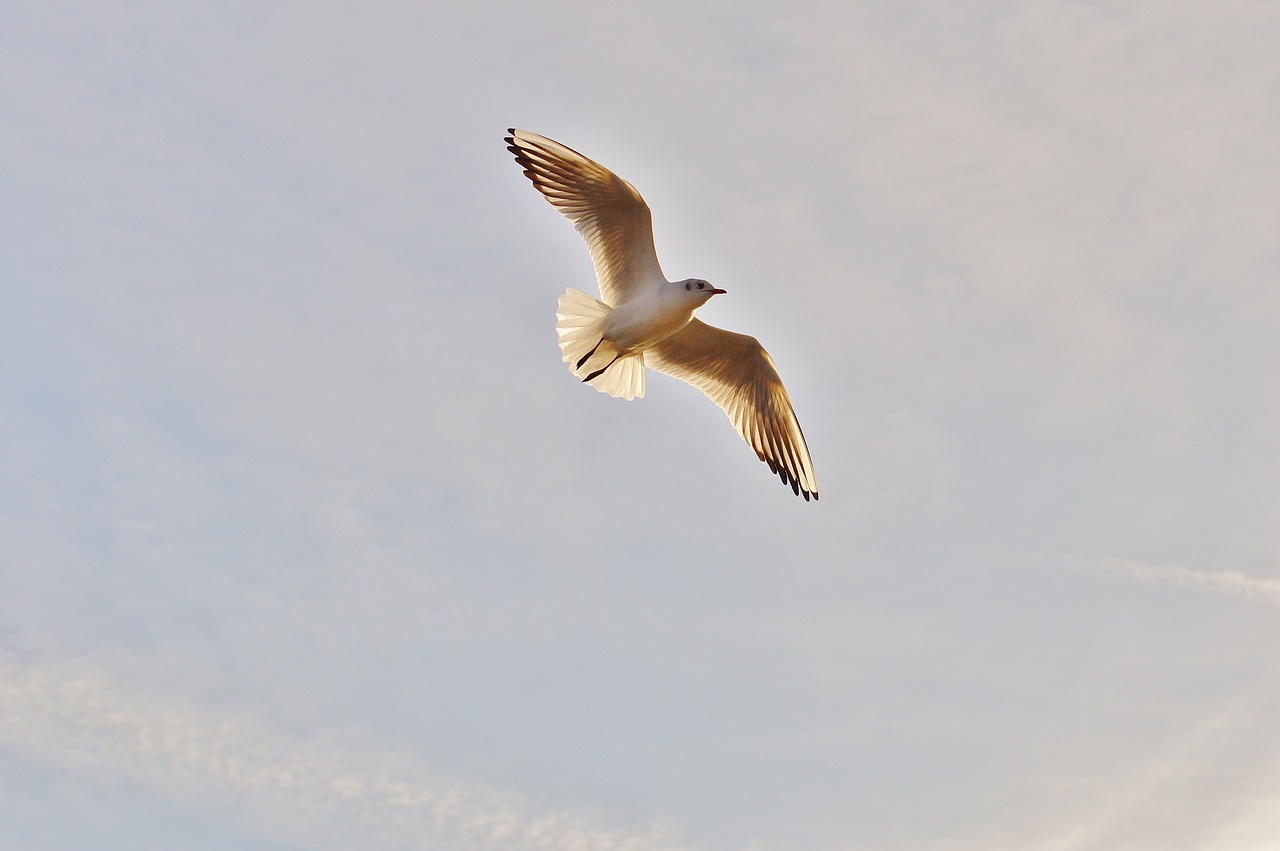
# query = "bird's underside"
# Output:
<box><xmin>506</xmin><ymin>128</ymin><xmax>818</xmax><ymax>501</ymax></box>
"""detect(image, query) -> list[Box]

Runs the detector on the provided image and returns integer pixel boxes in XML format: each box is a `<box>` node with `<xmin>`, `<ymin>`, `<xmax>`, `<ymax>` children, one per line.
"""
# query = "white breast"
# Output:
<box><xmin>602</xmin><ymin>288</ymin><xmax>694</xmax><ymax>353</ymax></box>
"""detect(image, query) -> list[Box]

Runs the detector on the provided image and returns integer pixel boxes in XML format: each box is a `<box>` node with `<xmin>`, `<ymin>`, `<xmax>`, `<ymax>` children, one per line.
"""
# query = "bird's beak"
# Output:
<box><xmin>710</xmin><ymin>288</ymin><xmax>727</xmax><ymax>295</ymax></box>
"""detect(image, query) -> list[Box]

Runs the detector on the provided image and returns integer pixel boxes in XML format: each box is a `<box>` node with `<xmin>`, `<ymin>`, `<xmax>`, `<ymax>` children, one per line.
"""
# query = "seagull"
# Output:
<box><xmin>505</xmin><ymin>129</ymin><xmax>818</xmax><ymax>501</ymax></box>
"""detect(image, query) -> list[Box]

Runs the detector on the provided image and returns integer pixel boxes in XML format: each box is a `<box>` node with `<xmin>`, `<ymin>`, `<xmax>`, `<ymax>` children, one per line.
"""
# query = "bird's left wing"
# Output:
<box><xmin>648</xmin><ymin>319</ymin><xmax>818</xmax><ymax>500</ymax></box>
<box><xmin>506</xmin><ymin>129</ymin><xmax>666</xmax><ymax>306</ymax></box>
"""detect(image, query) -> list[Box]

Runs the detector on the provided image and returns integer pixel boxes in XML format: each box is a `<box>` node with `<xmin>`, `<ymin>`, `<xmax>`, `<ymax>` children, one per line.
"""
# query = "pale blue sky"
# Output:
<box><xmin>2</xmin><ymin>2</ymin><xmax>1279</xmax><ymax>849</ymax></box>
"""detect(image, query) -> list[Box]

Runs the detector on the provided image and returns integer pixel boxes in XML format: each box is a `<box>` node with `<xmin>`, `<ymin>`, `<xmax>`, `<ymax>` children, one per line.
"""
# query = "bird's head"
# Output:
<box><xmin>677</xmin><ymin>278</ymin><xmax>727</xmax><ymax>305</ymax></box>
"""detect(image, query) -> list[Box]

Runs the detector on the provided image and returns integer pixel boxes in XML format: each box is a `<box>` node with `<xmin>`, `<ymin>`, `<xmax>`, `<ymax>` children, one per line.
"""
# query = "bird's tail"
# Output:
<box><xmin>556</xmin><ymin>288</ymin><xmax>645</xmax><ymax>400</ymax></box>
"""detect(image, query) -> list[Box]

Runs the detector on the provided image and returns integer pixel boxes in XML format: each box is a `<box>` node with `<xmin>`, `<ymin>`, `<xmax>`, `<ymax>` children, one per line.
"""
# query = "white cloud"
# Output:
<box><xmin>1074</xmin><ymin>556</ymin><xmax>1280</xmax><ymax>608</ymax></box>
<box><xmin>0</xmin><ymin>661</ymin><xmax>691</xmax><ymax>851</ymax></box>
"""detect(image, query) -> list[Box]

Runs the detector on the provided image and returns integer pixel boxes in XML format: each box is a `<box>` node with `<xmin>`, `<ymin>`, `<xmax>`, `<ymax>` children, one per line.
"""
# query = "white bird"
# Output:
<box><xmin>506</xmin><ymin>129</ymin><xmax>818</xmax><ymax>501</ymax></box>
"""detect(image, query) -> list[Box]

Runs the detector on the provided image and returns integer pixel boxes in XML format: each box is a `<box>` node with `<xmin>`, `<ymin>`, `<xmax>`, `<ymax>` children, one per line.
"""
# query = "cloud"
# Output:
<box><xmin>1074</xmin><ymin>556</ymin><xmax>1280</xmax><ymax>608</ymax></box>
<box><xmin>1027</xmin><ymin>688</ymin><xmax>1280</xmax><ymax>851</ymax></box>
<box><xmin>0</xmin><ymin>661</ymin><xmax>691</xmax><ymax>851</ymax></box>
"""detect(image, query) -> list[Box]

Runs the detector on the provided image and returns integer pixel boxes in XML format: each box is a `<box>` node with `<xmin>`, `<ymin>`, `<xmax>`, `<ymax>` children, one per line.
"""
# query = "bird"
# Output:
<box><xmin>505</xmin><ymin>129</ymin><xmax>818</xmax><ymax>501</ymax></box>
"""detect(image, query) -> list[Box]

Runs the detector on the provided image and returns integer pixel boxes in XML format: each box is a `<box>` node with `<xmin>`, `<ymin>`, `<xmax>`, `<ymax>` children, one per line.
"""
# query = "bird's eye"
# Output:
<box><xmin>697</xmin><ymin>282</ymin><xmax>705</xmax><ymax>289</ymax></box>
<box><xmin>685</xmin><ymin>282</ymin><xmax>691</xmax><ymax>290</ymax></box>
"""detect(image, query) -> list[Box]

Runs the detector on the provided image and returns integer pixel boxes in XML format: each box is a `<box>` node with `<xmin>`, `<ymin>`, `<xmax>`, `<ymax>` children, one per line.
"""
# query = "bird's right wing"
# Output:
<box><xmin>506</xmin><ymin>129</ymin><xmax>666</xmax><ymax>306</ymax></box>
<box><xmin>648</xmin><ymin>319</ymin><xmax>818</xmax><ymax>500</ymax></box>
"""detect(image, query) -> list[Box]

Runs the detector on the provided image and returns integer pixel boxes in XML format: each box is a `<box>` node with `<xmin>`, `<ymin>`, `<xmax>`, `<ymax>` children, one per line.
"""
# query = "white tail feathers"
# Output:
<box><xmin>555</xmin><ymin>288</ymin><xmax>645</xmax><ymax>400</ymax></box>
<box><xmin>588</xmin><ymin>351</ymin><xmax>645</xmax><ymax>400</ymax></box>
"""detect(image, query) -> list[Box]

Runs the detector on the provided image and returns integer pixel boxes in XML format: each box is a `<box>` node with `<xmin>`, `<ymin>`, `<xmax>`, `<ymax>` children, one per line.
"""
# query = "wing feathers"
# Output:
<box><xmin>506</xmin><ymin>129</ymin><xmax>666</xmax><ymax>306</ymax></box>
<box><xmin>648</xmin><ymin>319</ymin><xmax>818</xmax><ymax>500</ymax></box>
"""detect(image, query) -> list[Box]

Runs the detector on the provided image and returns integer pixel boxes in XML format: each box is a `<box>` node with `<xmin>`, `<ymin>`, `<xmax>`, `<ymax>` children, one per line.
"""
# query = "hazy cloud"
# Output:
<box><xmin>0</xmin><ymin>660</ymin><xmax>690</xmax><ymax>851</ymax></box>
<box><xmin>3</xmin><ymin>1</ymin><xmax>1278</xmax><ymax>849</ymax></box>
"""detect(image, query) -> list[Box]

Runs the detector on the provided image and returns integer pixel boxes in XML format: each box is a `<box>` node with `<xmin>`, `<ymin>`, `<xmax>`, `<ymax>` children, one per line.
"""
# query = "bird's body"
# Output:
<box><xmin>506</xmin><ymin>128</ymin><xmax>819</xmax><ymax>500</ymax></box>
<box><xmin>602</xmin><ymin>281</ymin><xmax>703</xmax><ymax>354</ymax></box>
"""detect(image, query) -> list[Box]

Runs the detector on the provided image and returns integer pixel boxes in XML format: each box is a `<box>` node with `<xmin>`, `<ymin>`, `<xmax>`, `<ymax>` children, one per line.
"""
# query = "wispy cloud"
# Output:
<box><xmin>1029</xmin><ymin>687</ymin><xmax>1280</xmax><ymax>851</ymax></box>
<box><xmin>0</xmin><ymin>661</ymin><xmax>691</xmax><ymax>851</ymax></box>
<box><xmin>1074</xmin><ymin>557</ymin><xmax>1280</xmax><ymax>608</ymax></box>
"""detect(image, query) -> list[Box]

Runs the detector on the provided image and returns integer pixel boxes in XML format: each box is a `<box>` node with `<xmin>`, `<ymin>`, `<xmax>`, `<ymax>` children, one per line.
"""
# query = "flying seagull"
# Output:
<box><xmin>505</xmin><ymin>129</ymin><xmax>818</xmax><ymax>501</ymax></box>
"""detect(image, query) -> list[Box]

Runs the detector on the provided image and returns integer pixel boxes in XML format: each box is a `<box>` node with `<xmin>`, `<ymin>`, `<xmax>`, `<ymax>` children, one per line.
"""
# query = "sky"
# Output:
<box><xmin>2</xmin><ymin>1</ymin><xmax>1278</xmax><ymax>849</ymax></box>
